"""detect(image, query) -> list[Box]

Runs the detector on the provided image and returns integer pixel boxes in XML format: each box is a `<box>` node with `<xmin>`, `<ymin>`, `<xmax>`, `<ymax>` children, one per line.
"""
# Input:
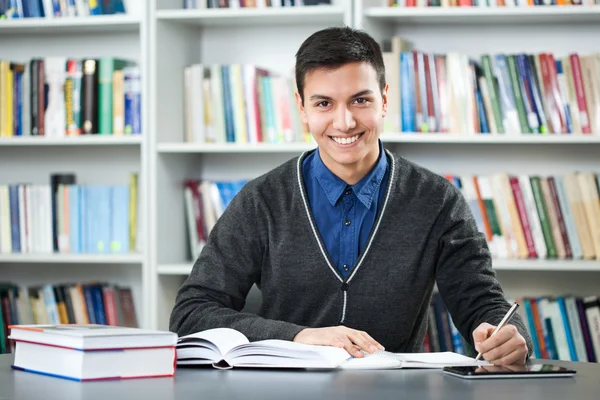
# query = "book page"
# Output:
<box><xmin>227</xmin><ymin>340</ymin><xmax>351</xmax><ymax>368</ymax></box>
<box><xmin>178</xmin><ymin>328</ymin><xmax>249</xmax><ymax>357</ymax></box>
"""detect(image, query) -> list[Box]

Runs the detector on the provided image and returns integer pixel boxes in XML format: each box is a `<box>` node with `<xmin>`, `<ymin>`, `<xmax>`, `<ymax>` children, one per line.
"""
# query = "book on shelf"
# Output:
<box><xmin>0</xmin><ymin>173</ymin><xmax>140</xmax><ymax>255</ymax></box>
<box><xmin>7</xmin><ymin>324</ymin><xmax>177</xmax><ymax>381</ymax></box>
<box><xmin>0</xmin><ymin>57</ymin><xmax>141</xmax><ymax>138</ymax></box>
<box><xmin>0</xmin><ymin>0</ymin><xmax>134</xmax><ymax>19</ymax></box>
<box><xmin>0</xmin><ymin>282</ymin><xmax>140</xmax><ymax>355</ymax></box>
<box><xmin>183</xmin><ymin>64</ymin><xmax>310</xmax><ymax>144</ymax></box>
<box><xmin>176</xmin><ymin>327</ymin><xmax>489</xmax><ymax>369</ymax></box>
<box><xmin>183</xmin><ymin>178</ymin><xmax>248</xmax><ymax>260</ymax></box>
<box><xmin>422</xmin><ymin>293</ymin><xmax>600</xmax><ymax>363</ymax></box>
<box><xmin>446</xmin><ymin>172</ymin><xmax>600</xmax><ymax>260</ymax></box>
<box><xmin>184</xmin><ymin>0</ymin><xmax>332</xmax><ymax>9</ymax></box>
<box><xmin>379</xmin><ymin>37</ymin><xmax>600</xmax><ymax>136</ymax></box>
<box><xmin>385</xmin><ymin>0</ymin><xmax>600</xmax><ymax>7</ymax></box>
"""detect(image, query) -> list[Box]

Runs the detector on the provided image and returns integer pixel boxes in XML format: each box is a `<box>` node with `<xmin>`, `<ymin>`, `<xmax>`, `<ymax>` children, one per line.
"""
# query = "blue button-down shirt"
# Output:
<box><xmin>302</xmin><ymin>140</ymin><xmax>390</xmax><ymax>278</ymax></box>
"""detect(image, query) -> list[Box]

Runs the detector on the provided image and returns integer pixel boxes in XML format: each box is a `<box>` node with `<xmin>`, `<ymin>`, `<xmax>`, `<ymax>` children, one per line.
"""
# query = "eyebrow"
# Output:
<box><xmin>309</xmin><ymin>90</ymin><xmax>374</xmax><ymax>102</ymax></box>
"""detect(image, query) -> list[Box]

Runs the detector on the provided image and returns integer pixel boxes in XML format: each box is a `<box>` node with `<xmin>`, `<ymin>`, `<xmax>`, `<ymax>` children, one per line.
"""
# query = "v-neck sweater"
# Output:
<box><xmin>170</xmin><ymin>150</ymin><xmax>533</xmax><ymax>355</ymax></box>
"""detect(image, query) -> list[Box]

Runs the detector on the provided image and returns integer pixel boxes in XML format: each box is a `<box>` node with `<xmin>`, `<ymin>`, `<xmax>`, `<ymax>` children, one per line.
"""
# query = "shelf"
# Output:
<box><xmin>157</xmin><ymin>134</ymin><xmax>600</xmax><ymax>153</ymax></box>
<box><xmin>0</xmin><ymin>136</ymin><xmax>142</xmax><ymax>147</ymax></box>
<box><xmin>0</xmin><ymin>253</ymin><xmax>143</xmax><ymax>265</ymax></box>
<box><xmin>155</xmin><ymin>6</ymin><xmax>346</xmax><ymax>27</ymax></box>
<box><xmin>158</xmin><ymin>142</ymin><xmax>317</xmax><ymax>153</ymax></box>
<box><xmin>158</xmin><ymin>263</ymin><xmax>194</xmax><ymax>275</ymax></box>
<box><xmin>380</xmin><ymin>133</ymin><xmax>600</xmax><ymax>144</ymax></box>
<box><xmin>159</xmin><ymin>260</ymin><xmax>600</xmax><ymax>275</ymax></box>
<box><xmin>493</xmin><ymin>259</ymin><xmax>600</xmax><ymax>272</ymax></box>
<box><xmin>364</xmin><ymin>6</ymin><xmax>600</xmax><ymax>25</ymax></box>
<box><xmin>0</xmin><ymin>15</ymin><xmax>141</xmax><ymax>34</ymax></box>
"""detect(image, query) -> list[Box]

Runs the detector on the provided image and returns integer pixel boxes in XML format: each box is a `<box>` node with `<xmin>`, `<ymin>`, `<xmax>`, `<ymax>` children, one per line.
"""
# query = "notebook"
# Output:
<box><xmin>176</xmin><ymin>328</ymin><xmax>492</xmax><ymax>370</ymax></box>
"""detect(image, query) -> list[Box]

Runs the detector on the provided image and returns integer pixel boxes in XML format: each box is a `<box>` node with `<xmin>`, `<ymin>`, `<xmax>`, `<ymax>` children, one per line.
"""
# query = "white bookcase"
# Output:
<box><xmin>2</xmin><ymin>2</ymin><xmax>599</xmax><ymax>332</ymax></box>
<box><xmin>355</xmin><ymin>0</ymin><xmax>600</xmax><ymax>301</ymax></box>
<box><xmin>0</xmin><ymin>5</ymin><xmax>151</xmax><ymax>328</ymax></box>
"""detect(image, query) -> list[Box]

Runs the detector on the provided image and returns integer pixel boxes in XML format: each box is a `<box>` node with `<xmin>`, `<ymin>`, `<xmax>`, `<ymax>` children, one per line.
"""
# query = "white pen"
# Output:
<box><xmin>474</xmin><ymin>302</ymin><xmax>520</xmax><ymax>362</ymax></box>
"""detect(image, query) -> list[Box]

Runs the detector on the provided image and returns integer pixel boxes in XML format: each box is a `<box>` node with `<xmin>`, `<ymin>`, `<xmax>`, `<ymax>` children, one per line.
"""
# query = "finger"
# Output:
<box><xmin>348</xmin><ymin>330</ymin><xmax>380</xmax><ymax>354</ymax></box>
<box><xmin>472</xmin><ymin>323</ymin><xmax>496</xmax><ymax>346</ymax></box>
<box><xmin>481</xmin><ymin>334</ymin><xmax>526</xmax><ymax>363</ymax></box>
<box><xmin>341</xmin><ymin>336</ymin><xmax>364</xmax><ymax>358</ymax></box>
<box><xmin>359</xmin><ymin>331</ymin><xmax>385</xmax><ymax>351</ymax></box>
<box><xmin>476</xmin><ymin>325</ymin><xmax>518</xmax><ymax>355</ymax></box>
<box><xmin>489</xmin><ymin>347</ymin><xmax>527</xmax><ymax>366</ymax></box>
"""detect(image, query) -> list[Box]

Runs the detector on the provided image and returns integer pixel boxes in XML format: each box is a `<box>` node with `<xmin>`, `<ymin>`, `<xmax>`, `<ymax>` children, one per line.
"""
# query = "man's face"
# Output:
<box><xmin>296</xmin><ymin>62</ymin><xmax>388</xmax><ymax>174</ymax></box>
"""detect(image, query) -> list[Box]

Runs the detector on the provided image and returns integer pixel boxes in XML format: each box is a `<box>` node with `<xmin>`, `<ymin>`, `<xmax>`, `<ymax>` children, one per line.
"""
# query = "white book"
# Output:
<box><xmin>554</xmin><ymin>176</ymin><xmax>583</xmax><ymax>259</ymax></box>
<box><xmin>192</xmin><ymin>64</ymin><xmax>205</xmax><ymax>143</ymax></box>
<box><xmin>564</xmin><ymin>296</ymin><xmax>588</xmax><ymax>362</ymax></box>
<box><xmin>242</xmin><ymin>65</ymin><xmax>259</xmax><ymax>143</ymax></box>
<box><xmin>44</xmin><ymin>57</ymin><xmax>67</xmax><ymax>138</ymax></box>
<box><xmin>41</xmin><ymin>0</ymin><xmax>54</xmax><ymax>18</ymax></box>
<box><xmin>176</xmin><ymin>328</ymin><xmax>491</xmax><ymax>370</ymax></box>
<box><xmin>75</xmin><ymin>0</ymin><xmax>88</xmax><ymax>16</ymax></box>
<box><xmin>210</xmin><ymin>65</ymin><xmax>227</xmax><ymax>143</ymax></box>
<box><xmin>0</xmin><ymin>185</ymin><xmax>10</xmax><ymax>253</ymax></box>
<box><xmin>25</xmin><ymin>185</ymin><xmax>33</xmax><ymax>254</ymax></box>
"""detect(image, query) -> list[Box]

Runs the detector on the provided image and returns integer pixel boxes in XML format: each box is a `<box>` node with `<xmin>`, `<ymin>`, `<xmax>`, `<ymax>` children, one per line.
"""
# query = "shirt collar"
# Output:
<box><xmin>312</xmin><ymin>140</ymin><xmax>388</xmax><ymax>209</ymax></box>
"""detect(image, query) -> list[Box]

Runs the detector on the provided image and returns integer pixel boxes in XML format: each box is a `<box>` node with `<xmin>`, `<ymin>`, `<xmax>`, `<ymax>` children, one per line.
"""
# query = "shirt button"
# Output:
<box><xmin>345</xmin><ymin>189</ymin><xmax>352</xmax><ymax>195</ymax></box>
<box><xmin>343</xmin><ymin>264</ymin><xmax>349</xmax><ymax>271</ymax></box>
<box><xmin>345</xmin><ymin>220</ymin><xmax>351</xmax><ymax>226</ymax></box>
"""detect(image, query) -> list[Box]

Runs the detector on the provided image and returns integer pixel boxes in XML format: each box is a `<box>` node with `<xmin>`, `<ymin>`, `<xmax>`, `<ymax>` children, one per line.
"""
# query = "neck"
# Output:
<box><xmin>320</xmin><ymin>146</ymin><xmax>381</xmax><ymax>186</ymax></box>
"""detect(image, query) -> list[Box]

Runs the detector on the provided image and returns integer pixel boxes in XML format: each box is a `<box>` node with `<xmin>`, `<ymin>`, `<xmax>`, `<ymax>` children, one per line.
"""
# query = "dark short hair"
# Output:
<box><xmin>294</xmin><ymin>26</ymin><xmax>386</xmax><ymax>104</ymax></box>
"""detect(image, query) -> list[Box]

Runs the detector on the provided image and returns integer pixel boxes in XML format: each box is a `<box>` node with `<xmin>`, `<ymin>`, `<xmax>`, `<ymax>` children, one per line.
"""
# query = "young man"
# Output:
<box><xmin>170</xmin><ymin>27</ymin><xmax>533</xmax><ymax>365</ymax></box>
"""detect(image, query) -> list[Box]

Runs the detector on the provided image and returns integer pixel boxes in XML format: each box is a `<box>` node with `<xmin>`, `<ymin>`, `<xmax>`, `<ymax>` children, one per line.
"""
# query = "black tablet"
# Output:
<box><xmin>443</xmin><ymin>364</ymin><xmax>576</xmax><ymax>379</ymax></box>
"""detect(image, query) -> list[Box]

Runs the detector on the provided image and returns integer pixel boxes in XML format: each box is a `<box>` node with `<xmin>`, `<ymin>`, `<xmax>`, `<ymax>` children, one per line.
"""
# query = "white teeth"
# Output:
<box><xmin>332</xmin><ymin>134</ymin><xmax>361</xmax><ymax>144</ymax></box>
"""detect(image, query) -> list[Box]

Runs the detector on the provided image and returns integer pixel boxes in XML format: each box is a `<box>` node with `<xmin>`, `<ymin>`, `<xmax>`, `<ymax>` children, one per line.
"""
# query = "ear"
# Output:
<box><xmin>381</xmin><ymin>83</ymin><xmax>388</xmax><ymax>118</ymax></box>
<box><xmin>295</xmin><ymin>91</ymin><xmax>308</xmax><ymax>125</ymax></box>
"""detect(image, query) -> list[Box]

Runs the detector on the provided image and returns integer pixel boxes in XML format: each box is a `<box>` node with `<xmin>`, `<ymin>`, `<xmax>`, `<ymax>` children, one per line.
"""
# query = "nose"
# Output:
<box><xmin>332</xmin><ymin>105</ymin><xmax>357</xmax><ymax>132</ymax></box>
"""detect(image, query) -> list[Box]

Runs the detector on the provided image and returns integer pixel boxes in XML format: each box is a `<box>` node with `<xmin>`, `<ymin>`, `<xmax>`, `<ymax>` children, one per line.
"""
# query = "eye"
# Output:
<box><xmin>316</xmin><ymin>101</ymin><xmax>330</xmax><ymax>108</ymax></box>
<box><xmin>354</xmin><ymin>97</ymin><xmax>370</xmax><ymax>105</ymax></box>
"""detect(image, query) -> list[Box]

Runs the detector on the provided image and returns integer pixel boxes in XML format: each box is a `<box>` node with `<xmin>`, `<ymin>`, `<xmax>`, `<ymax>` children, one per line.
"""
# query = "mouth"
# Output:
<box><xmin>329</xmin><ymin>132</ymin><xmax>364</xmax><ymax>146</ymax></box>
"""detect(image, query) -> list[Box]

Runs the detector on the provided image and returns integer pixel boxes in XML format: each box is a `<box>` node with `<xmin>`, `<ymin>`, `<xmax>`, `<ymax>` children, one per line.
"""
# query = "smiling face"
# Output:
<box><xmin>296</xmin><ymin>62</ymin><xmax>388</xmax><ymax>184</ymax></box>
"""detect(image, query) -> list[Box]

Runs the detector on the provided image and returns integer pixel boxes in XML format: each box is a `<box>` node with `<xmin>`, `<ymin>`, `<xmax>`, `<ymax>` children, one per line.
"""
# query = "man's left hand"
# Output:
<box><xmin>473</xmin><ymin>323</ymin><xmax>528</xmax><ymax>366</ymax></box>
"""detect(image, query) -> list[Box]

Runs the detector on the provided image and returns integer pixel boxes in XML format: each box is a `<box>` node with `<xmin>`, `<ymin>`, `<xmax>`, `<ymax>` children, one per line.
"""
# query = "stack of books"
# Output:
<box><xmin>382</xmin><ymin>37</ymin><xmax>600</xmax><ymax>136</ymax></box>
<box><xmin>445</xmin><ymin>172</ymin><xmax>600</xmax><ymax>260</ymax></box>
<box><xmin>0</xmin><ymin>173</ymin><xmax>140</xmax><ymax>255</ymax></box>
<box><xmin>184</xmin><ymin>0</ymin><xmax>333</xmax><ymax>9</ymax></box>
<box><xmin>0</xmin><ymin>58</ymin><xmax>142</xmax><ymax>138</ymax></box>
<box><xmin>0</xmin><ymin>0</ymin><xmax>129</xmax><ymax>18</ymax></box>
<box><xmin>183</xmin><ymin>64</ymin><xmax>309</xmax><ymax>144</ymax></box>
<box><xmin>8</xmin><ymin>324</ymin><xmax>177</xmax><ymax>381</ymax></box>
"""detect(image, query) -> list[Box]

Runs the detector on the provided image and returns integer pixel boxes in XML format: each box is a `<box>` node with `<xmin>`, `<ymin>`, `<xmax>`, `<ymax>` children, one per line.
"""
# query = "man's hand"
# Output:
<box><xmin>473</xmin><ymin>323</ymin><xmax>528</xmax><ymax>366</ymax></box>
<box><xmin>293</xmin><ymin>326</ymin><xmax>385</xmax><ymax>358</ymax></box>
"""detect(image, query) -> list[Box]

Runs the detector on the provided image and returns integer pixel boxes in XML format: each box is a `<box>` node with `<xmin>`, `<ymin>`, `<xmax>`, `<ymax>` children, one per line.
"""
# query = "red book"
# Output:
<box><xmin>569</xmin><ymin>54</ymin><xmax>591</xmax><ymax>134</ymax></box>
<box><xmin>424</xmin><ymin>54</ymin><xmax>436</xmax><ymax>133</ymax></box>
<box><xmin>546</xmin><ymin>53</ymin><xmax>568</xmax><ymax>134</ymax></box>
<box><xmin>509</xmin><ymin>177</ymin><xmax>538</xmax><ymax>258</ymax></box>
<box><xmin>529</xmin><ymin>299</ymin><xmax>550</xmax><ymax>359</ymax></box>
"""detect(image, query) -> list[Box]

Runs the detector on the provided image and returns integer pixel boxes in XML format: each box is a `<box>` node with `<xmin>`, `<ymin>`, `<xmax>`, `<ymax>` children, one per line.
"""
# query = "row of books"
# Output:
<box><xmin>184</xmin><ymin>179</ymin><xmax>248</xmax><ymax>259</ymax></box>
<box><xmin>184</xmin><ymin>64</ymin><xmax>309</xmax><ymax>144</ymax></box>
<box><xmin>383</xmin><ymin>37</ymin><xmax>600</xmax><ymax>135</ymax></box>
<box><xmin>449</xmin><ymin>172</ymin><xmax>600</xmax><ymax>260</ymax></box>
<box><xmin>184</xmin><ymin>0</ymin><xmax>332</xmax><ymax>8</ymax></box>
<box><xmin>517</xmin><ymin>296</ymin><xmax>600</xmax><ymax>362</ymax></box>
<box><xmin>0</xmin><ymin>0</ymin><xmax>127</xmax><ymax>18</ymax></box>
<box><xmin>423</xmin><ymin>293</ymin><xmax>600</xmax><ymax>363</ymax></box>
<box><xmin>0</xmin><ymin>58</ymin><xmax>142</xmax><ymax>138</ymax></box>
<box><xmin>0</xmin><ymin>173</ymin><xmax>139</xmax><ymax>255</ymax></box>
<box><xmin>0</xmin><ymin>282</ymin><xmax>138</xmax><ymax>354</ymax></box>
<box><xmin>386</xmin><ymin>0</ymin><xmax>600</xmax><ymax>6</ymax></box>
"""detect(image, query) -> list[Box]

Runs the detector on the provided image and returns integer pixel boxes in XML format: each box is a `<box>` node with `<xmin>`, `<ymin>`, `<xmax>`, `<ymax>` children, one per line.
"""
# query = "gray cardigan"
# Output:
<box><xmin>170</xmin><ymin>150</ymin><xmax>533</xmax><ymax>355</ymax></box>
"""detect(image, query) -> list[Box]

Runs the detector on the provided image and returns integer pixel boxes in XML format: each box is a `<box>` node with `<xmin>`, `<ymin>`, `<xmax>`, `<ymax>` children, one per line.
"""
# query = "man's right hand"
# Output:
<box><xmin>293</xmin><ymin>326</ymin><xmax>385</xmax><ymax>358</ymax></box>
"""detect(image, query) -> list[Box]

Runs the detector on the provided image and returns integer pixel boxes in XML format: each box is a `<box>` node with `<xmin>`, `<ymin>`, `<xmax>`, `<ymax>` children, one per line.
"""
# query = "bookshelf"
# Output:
<box><xmin>353</xmin><ymin>0</ymin><xmax>600</xmax><ymax>304</ymax></box>
<box><xmin>0</xmin><ymin>5</ymin><xmax>150</xmax><ymax>328</ymax></box>
<box><xmin>3</xmin><ymin>2</ymin><xmax>599</xmax><ymax>335</ymax></box>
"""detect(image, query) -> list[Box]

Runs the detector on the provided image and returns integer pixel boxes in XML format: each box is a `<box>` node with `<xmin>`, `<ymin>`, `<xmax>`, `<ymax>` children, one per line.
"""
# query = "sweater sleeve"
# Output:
<box><xmin>433</xmin><ymin>183</ymin><xmax>533</xmax><ymax>358</ymax></box>
<box><xmin>169</xmin><ymin>183</ymin><xmax>307</xmax><ymax>341</ymax></box>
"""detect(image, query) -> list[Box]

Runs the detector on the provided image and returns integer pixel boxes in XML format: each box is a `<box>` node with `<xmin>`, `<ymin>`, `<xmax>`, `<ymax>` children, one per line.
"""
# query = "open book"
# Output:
<box><xmin>176</xmin><ymin>328</ymin><xmax>492</xmax><ymax>370</ymax></box>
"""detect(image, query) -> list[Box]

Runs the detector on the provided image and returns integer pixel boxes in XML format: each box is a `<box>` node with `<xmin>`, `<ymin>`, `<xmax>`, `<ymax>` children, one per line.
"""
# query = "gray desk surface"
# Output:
<box><xmin>1</xmin><ymin>354</ymin><xmax>599</xmax><ymax>400</ymax></box>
